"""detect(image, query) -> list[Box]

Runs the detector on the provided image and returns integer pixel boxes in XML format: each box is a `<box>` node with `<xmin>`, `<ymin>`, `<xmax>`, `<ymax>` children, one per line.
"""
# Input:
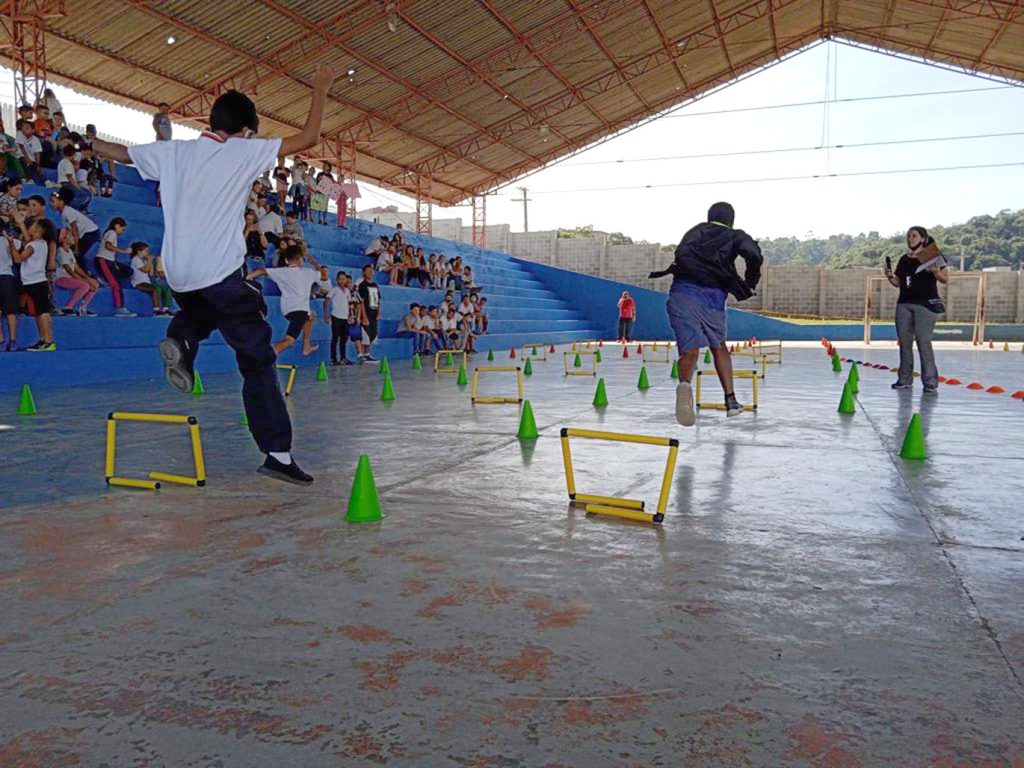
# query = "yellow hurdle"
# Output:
<box><xmin>470</xmin><ymin>366</ymin><xmax>524</xmax><ymax>404</ymax></box>
<box><xmin>695</xmin><ymin>369</ymin><xmax>759</xmax><ymax>411</ymax></box>
<box><xmin>520</xmin><ymin>344</ymin><xmax>548</xmax><ymax>361</ymax></box>
<box><xmin>563</xmin><ymin>350</ymin><xmax>598</xmax><ymax>377</ymax></box>
<box><xmin>560</xmin><ymin>427</ymin><xmax>680</xmax><ymax>524</ymax></box>
<box><xmin>434</xmin><ymin>350</ymin><xmax>467</xmax><ymax>374</ymax></box>
<box><xmin>642</xmin><ymin>344</ymin><xmax>671</xmax><ymax>363</ymax></box>
<box><xmin>105</xmin><ymin>412</ymin><xmax>206</xmax><ymax>490</ymax></box>
<box><xmin>571</xmin><ymin>340</ymin><xmax>597</xmax><ymax>352</ymax></box>
<box><xmin>276</xmin><ymin>364</ymin><xmax>297</xmax><ymax>396</ymax></box>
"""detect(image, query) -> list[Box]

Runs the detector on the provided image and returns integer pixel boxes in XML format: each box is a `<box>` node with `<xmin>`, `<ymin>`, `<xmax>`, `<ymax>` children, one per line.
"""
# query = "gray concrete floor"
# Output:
<box><xmin>1</xmin><ymin>342</ymin><xmax>1023</xmax><ymax>767</ymax></box>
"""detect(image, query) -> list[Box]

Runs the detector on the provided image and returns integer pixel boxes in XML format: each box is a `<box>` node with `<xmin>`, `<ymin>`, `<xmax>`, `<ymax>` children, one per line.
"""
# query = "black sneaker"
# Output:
<box><xmin>257</xmin><ymin>455</ymin><xmax>314</xmax><ymax>485</ymax></box>
<box><xmin>923</xmin><ymin>385</ymin><xmax>938</xmax><ymax>395</ymax></box>
<box><xmin>24</xmin><ymin>341</ymin><xmax>46</xmax><ymax>352</ymax></box>
<box><xmin>891</xmin><ymin>381</ymin><xmax>913</xmax><ymax>390</ymax></box>
<box><xmin>159</xmin><ymin>337</ymin><xmax>194</xmax><ymax>394</ymax></box>
<box><xmin>725</xmin><ymin>395</ymin><xmax>744</xmax><ymax>417</ymax></box>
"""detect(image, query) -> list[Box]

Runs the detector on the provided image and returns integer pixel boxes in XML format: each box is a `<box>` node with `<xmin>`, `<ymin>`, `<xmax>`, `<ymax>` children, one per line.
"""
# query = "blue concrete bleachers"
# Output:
<box><xmin>0</xmin><ymin>160</ymin><xmax>606</xmax><ymax>391</ymax></box>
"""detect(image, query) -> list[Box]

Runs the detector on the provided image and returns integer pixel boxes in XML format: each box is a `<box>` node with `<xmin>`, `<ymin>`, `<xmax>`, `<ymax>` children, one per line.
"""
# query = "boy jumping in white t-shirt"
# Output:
<box><xmin>89</xmin><ymin>63</ymin><xmax>337</xmax><ymax>485</ymax></box>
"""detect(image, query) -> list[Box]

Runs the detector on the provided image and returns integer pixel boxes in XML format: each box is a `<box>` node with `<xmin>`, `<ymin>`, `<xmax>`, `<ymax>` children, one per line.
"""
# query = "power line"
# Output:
<box><xmin>559</xmin><ymin>131</ymin><xmax>1024</xmax><ymax>166</ymax></box>
<box><xmin>514</xmin><ymin>161</ymin><xmax>1023</xmax><ymax>195</ymax></box>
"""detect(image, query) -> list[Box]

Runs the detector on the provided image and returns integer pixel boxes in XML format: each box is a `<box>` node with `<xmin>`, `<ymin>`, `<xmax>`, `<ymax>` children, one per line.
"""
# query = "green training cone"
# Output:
<box><xmin>316</xmin><ymin>361</ymin><xmax>328</xmax><ymax>381</ymax></box>
<box><xmin>573</xmin><ymin>353</ymin><xmax>582</xmax><ymax>368</ymax></box>
<box><xmin>831</xmin><ymin>354</ymin><xmax>842</xmax><ymax>373</ymax></box>
<box><xmin>594</xmin><ymin>349</ymin><xmax>602</xmax><ymax>363</ymax></box>
<box><xmin>379</xmin><ymin>357</ymin><xmax>390</xmax><ymax>375</ymax></box>
<box><xmin>344</xmin><ymin>454</ymin><xmax>383</xmax><ymax>523</ymax></box>
<box><xmin>899</xmin><ymin>413</ymin><xmax>927</xmax><ymax>460</ymax></box>
<box><xmin>849</xmin><ymin>361</ymin><xmax>859</xmax><ymax>384</ymax></box>
<box><xmin>637</xmin><ymin>366</ymin><xmax>650</xmax><ymax>390</ymax></box>
<box><xmin>445</xmin><ymin>351</ymin><xmax>454</xmax><ymax>367</ymax></box>
<box><xmin>593</xmin><ymin>377</ymin><xmax>609</xmax><ymax>407</ymax></box>
<box><xmin>487</xmin><ymin>349</ymin><xmax>495</xmax><ymax>361</ymax></box>
<box><xmin>532</xmin><ymin>346</ymin><xmax>538</xmax><ymax>356</ymax></box>
<box><xmin>847</xmin><ymin>367</ymin><xmax>859</xmax><ymax>395</ymax></box>
<box><xmin>191</xmin><ymin>370</ymin><xmax>204</xmax><ymax>396</ymax></box>
<box><xmin>670</xmin><ymin>359</ymin><xmax>679</xmax><ymax>379</ymax></box>
<box><xmin>412</xmin><ymin>353</ymin><xmax>422</xmax><ymax>370</ymax></box>
<box><xmin>523</xmin><ymin>358</ymin><xmax>533</xmax><ymax>376</ymax></box>
<box><xmin>240</xmin><ymin>411</ymin><xmax>248</xmax><ymax>426</ymax></box>
<box><xmin>704</xmin><ymin>349</ymin><xmax>712</xmax><ymax>365</ymax></box>
<box><xmin>380</xmin><ymin>373</ymin><xmax>396</xmax><ymax>401</ymax></box>
<box><xmin>17</xmin><ymin>383</ymin><xmax>36</xmax><ymax>415</ymax></box>
<box><xmin>457</xmin><ymin>363</ymin><xmax>468</xmax><ymax>386</ymax></box>
<box><xmin>517</xmin><ymin>399</ymin><xmax>539</xmax><ymax>440</ymax></box>
<box><xmin>838</xmin><ymin>381</ymin><xmax>856</xmax><ymax>414</ymax></box>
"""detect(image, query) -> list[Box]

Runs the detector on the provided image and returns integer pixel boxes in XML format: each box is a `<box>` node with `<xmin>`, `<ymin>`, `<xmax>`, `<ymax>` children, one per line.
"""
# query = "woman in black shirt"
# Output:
<box><xmin>885</xmin><ymin>226</ymin><xmax>949</xmax><ymax>393</ymax></box>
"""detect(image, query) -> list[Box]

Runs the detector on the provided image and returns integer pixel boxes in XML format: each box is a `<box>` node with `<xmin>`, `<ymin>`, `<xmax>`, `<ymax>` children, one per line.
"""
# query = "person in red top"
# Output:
<box><xmin>617</xmin><ymin>291</ymin><xmax>636</xmax><ymax>342</ymax></box>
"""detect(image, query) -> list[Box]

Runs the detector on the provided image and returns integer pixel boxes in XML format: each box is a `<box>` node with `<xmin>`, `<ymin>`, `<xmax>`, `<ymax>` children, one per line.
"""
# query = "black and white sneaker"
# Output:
<box><xmin>725</xmin><ymin>395</ymin><xmax>744</xmax><ymax>417</ymax></box>
<box><xmin>891</xmin><ymin>381</ymin><xmax>912</xmax><ymax>390</ymax></box>
<box><xmin>923</xmin><ymin>385</ymin><xmax>939</xmax><ymax>395</ymax></box>
<box><xmin>257</xmin><ymin>455</ymin><xmax>314</xmax><ymax>485</ymax></box>
<box><xmin>159</xmin><ymin>337</ymin><xmax>194</xmax><ymax>394</ymax></box>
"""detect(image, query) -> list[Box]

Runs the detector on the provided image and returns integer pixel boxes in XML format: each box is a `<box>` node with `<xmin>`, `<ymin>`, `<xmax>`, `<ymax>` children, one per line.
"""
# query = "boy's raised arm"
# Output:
<box><xmin>280</xmin><ymin>64</ymin><xmax>337</xmax><ymax>158</ymax></box>
<box><xmin>89</xmin><ymin>137</ymin><xmax>132</xmax><ymax>165</ymax></box>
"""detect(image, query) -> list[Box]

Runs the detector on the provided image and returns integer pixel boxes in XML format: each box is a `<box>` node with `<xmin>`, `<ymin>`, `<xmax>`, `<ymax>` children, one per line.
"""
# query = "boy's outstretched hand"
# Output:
<box><xmin>314</xmin><ymin>63</ymin><xmax>337</xmax><ymax>93</ymax></box>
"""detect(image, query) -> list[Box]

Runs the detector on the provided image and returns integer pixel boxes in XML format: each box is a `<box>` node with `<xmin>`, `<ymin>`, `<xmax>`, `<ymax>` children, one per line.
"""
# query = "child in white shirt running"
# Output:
<box><xmin>247</xmin><ymin>245</ymin><xmax>321</xmax><ymax>356</ymax></box>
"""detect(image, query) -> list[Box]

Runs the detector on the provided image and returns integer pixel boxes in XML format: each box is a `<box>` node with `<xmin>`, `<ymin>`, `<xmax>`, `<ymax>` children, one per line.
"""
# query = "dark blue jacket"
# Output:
<box><xmin>670</xmin><ymin>222</ymin><xmax>763</xmax><ymax>301</ymax></box>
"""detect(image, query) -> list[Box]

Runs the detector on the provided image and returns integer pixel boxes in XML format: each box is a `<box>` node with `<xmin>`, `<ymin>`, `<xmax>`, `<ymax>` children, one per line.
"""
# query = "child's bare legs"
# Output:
<box><xmin>710</xmin><ymin>341</ymin><xmax>734</xmax><ymax>395</ymax></box>
<box><xmin>301</xmin><ymin>314</ymin><xmax>318</xmax><ymax>356</ymax></box>
<box><xmin>139</xmin><ymin>284</ymin><xmax>158</xmax><ymax>312</ymax></box>
<box><xmin>4</xmin><ymin>313</ymin><xmax>15</xmax><ymax>344</ymax></box>
<box><xmin>677</xmin><ymin>347</ymin><xmax>701</xmax><ymax>383</ymax></box>
<box><xmin>36</xmin><ymin>312</ymin><xmax>53</xmax><ymax>344</ymax></box>
<box><xmin>273</xmin><ymin>335</ymin><xmax>296</xmax><ymax>355</ymax></box>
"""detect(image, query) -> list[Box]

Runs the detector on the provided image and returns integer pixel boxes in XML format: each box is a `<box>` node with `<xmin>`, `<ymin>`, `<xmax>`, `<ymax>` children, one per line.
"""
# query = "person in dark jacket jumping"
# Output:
<box><xmin>650</xmin><ymin>202</ymin><xmax>763</xmax><ymax>426</ymax></box>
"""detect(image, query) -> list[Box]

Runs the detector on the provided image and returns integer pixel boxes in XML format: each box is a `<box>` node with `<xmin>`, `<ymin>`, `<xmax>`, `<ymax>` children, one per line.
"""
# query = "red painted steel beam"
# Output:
<box><xmin>392</xmin><ymin>0</ymin><xmax>800</xmax><ymax>190</ymax></box>
<box><xmin>257</xmin><ymin>0</ymin><xmax>541</xmax><ymax>168</ymax></box>
<box><xmin>638</xmin><ymin>0</ymin><xmax>693</xmax><ymax>90</ymax></box>
<box><xmin>565</xmin><ymin>0</ymin><xmax>653</xmax><ymax>111</ymax></box>
<box><xmin>707</xmin><ymin>0</ymin><xmax>738</xmax><ymax>77</ymax></box>
<box><xmin>896</xmin><ymin>0</ymin><xmax>1024</xmax><ymax>25</ymax></box>
<box><xmin>395</xmin><ymin>6</ymin><xmax>574</xmax><ymax>148</ymax></box>
<box><xmin>971</xmin><ymin>3</ymin><xmax>1024</xmax><ymax>65</ymax></box>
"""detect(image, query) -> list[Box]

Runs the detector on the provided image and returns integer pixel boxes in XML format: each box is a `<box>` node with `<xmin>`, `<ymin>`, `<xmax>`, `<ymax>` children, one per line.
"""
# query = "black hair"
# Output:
<box><xmin>409</xmin><ymin>303</ymin><xmax>419</xmax><ymax>310</ymax></box>
<box><xmin>0</xmin><ymin>178</ymin><xmax>21</xmax><ymax>194</ymax></box>
<box><xmin>130</xmin><ymin>242</ymin><xmax>149</xmax><ymax>255</ymax></box>
<box><xmin>362</xmin><ymin>263</ymin><xmax>374</xmax><ymax>272</ymax></box>
<box><xmin>85</xmin><ymin>124</ymin><xmax>97</xmax><ymax>134</ymax></box>
<box><xmin>105</xmin><ymin>217</ymin><xmax>127</xmax><ymax>233</ymax></box>
<box><xmin>27</xmin><ymin>194</ymin><xmax>46</xmax><ymax>207</ymax></box>
<box><xmin>62</xmin><ymin>143</ymin><xmax>76</xmax><ymax>157</ymax></box>
<box><xmin>907</xmin><ymin>226</ymin><xmax>932</xmax><ymax>245</ymax></box>
<box><xmin>281</xmin><ymin>244</ymin><xmax>304</xmax><ymax>263</ymax></box>
<box><xmin>285</xmin><ymin>209</ymin><xmax>296</xmax><ymax>217</ymax></box>
<box><xmin>56</xmin><ymin>188</ymin><xmax>74</xmax><ymax>205</ymax></box>
<box><xmin>18</xmin><ymin>104</ymin><xmax>32</xmax><ymax>113</ymax></box>
<box><xmin>33</xmin><ymin>217</ymin><xmax>56</xmax><ymax>244</ymax></box>
<box><xmin>336</xmin><ymin>271</ymin><xmax>345</xmax><ymax>281</ymax></box>
<box><xmin>209</xmin><ymin>90</ymin><xmax>259</xmax><ymax>135</ymax></box>
<box><xmin>15</xmin><ymin>118</ymin><xmax>31</xmax><ymax>131</ymax></box>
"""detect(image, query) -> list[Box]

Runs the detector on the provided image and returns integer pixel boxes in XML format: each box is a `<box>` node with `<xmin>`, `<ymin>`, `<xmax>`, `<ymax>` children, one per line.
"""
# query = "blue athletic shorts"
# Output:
<box><xmin>666</xmin><ymin>284</ymin><xmax>727</xmax><ymax>351</ymax></box>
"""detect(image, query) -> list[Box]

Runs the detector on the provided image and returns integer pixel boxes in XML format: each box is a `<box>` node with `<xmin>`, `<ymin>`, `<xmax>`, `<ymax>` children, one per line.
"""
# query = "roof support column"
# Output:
<box><xmin>5</xmin><ymin>1</ymin><xmax>64</xmax><ymax>108</ymax></box>
<box><xmin>471</xmin><ymin>195</ymin><xmax>487</xmax><ymax>248</ymax></box>
<box><xmin>415</xmin><ymin>173</ymin><xmax>433</xmax><ymax>235</ymax></box>
<box><xmin>334</xmin><ymin>137</ymin><xmax>357</xmax><ymax>217</ymax></box>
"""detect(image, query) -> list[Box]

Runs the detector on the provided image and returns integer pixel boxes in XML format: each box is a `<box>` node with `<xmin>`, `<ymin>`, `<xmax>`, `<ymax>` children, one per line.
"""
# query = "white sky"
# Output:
<box><xmin>4</xmin><ymin>40</ymin><xmax>1021</xmax><ymax>244</ymax></box>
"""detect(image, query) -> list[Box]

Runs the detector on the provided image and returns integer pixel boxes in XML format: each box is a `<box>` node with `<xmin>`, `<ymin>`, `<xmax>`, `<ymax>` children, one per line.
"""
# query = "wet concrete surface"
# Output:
<box><xmin>1</xmin><ymin>342</ymin><xmax>1023</xmax><ymax>766</ymax></box>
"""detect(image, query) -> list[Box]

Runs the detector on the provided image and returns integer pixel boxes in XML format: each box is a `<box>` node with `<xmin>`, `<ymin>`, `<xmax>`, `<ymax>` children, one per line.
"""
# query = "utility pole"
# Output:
<box><xmin>517</xmin><ymin>187</ymin><xmax>532</xmax><ymax>232</ymax></box>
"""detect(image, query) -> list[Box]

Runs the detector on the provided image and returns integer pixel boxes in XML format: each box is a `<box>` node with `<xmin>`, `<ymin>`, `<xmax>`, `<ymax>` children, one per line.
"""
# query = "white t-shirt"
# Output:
<box><xmin>61</xmin><ymin>206</ymin><xmax>98</xmax><ymax>237</ymax></box>
<box><xmin>56</xmin><ymin>246</ymin><xmax>76</xmax><ymax>273</ymax></box>
<box><xmin>99</xmin><ymin>229</ymin><xmax>119</xmax><ymax>261</ymax></box>
<box><xmin>76</xmin><ymin>167</ymin><xmax>89</xmax><ymax>185</ymax></box>
<box><xmin>14</xmin><ymin>133</ymin><xmax>41</xmax><ymax>162</ymax></box>
<box><xmin>264</xmin><ymin>266</ymin><xmax>319</xmax><ymax>316</ymax></box>
<box><xmin>327</xmin><ymin>286</ymin><xmax>350</xmax><ymax>320</ymax></box>
<box><xmin>130</xmin><ymin>255</ymin><xmax>151</xmax><ymax>287</ymax></box>
<box><xmin>314</xmin><ymin>278</ymin><xmax>330</xmax><ymax>297</ymax></box>
<box><xmin>376</xmin><ymin>252</ymin><xmax>393</xmax><ymax>270</ymax></box>
<box><xmin>129</xmin><ymin>134</ymin><xmax>282</xmax><ymax>292</ymax></box>
<box><xmin>440</xmin><ymin>315</ymin><xmax>457</xmax><ymax>332</ymax></box>
<box><xmin>0</xmin><ymin>237</ymin><xmax>21</xmax><ymax>276</ymax></box>
<box><xmin>364</xmin><ymin>237</ymin><xmax>383</xmax><ymax>256</ymax></box>
<box><xmin>401</xmin><ymin>313</ymin><xmax>419</xmax><ymax>332</ymax></box>
<box><xmin>57</xmin><ymin>157</ymin><xmax>76</xmax><ymax>185</ymax></box>
<box><xmin>457</xmin><ymin>301</ymin><xmax>475</xmax><ymax>319</ymax></box>
<box><xmin>258</xmin><ymin>210</ymin><xmax>283</xmax><ymax>235</ymax></box>
<box><xmin>20</xmin><ymin>240</ymin><xmax>48</xmax><ymax>285</ymax></box>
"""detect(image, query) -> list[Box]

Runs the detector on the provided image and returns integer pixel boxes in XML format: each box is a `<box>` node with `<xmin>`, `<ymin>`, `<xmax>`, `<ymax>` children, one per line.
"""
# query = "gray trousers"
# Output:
<box><xmin>895</xmin><ymin>303</ymin><xmax>939</xmax><ymax>387</ymax></box>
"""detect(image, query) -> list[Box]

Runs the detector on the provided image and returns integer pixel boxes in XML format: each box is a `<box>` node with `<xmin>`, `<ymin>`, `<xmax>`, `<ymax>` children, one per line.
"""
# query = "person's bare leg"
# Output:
<box><xmin>38</xmin><ymin>313</ymin><xmax>53</xmax><ymax>344</ymax></box>
<box><xmin>678</xmin><ymin>348</ymin><xmax>700</xmax><ymax>383</ymax></box>
<box><xmin>273</xmin><ymin>335</ymin><xmax>296</xmax><ymax>355</ymax></box>
<box><xmin>675</xmin><ymin>347</ymin><xmax>700</xmax><ymax>427</ymax></box>
<box><xmin>710</xmin><ymin>341</ymin><xmax>734</xmax><ymax>395</ymax></box>
<box><xmin>5</xmin><ymin>314</ymin><xmax>15</xmax><ymax>344</ymax></box>
<box><xmin>301</xmin><ymin>315</ymin><xmax>318</xmax><ymax>356</ymax></box>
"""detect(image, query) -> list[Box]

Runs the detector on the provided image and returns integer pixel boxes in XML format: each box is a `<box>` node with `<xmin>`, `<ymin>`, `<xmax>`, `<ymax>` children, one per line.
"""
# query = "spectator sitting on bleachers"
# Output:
<box><xmin>57</xmin><ymin>144</ymin><xmax>91</xmax><ymax>212</ymax></box>
<box><xmin>98</xmin><ymin>215</ymin><xmax>136</xmax><ymax>317</ymax></box>
<box><xmin>441</xmin><ymin>305</ymin><xmax>459</xmax><ymax>350</ymax></box>
<box><xmin>396</xmin><ymin>302</ymin><xmax>426</xmax><ymax>354</ymax></box>
<box><xmin>78</xmin><ymin>144</ymin><xmax>113</xmax><ymax>198</ymax></box>
<box><xmin>0</xmin><ymin>120</ymin><xmax>25</xmax><ymax>182</ymax></box>
<box><xmin>461</xmin><ymin>265</ymin><xmax>476</xmax><ymax>293</ymax></box>
<box><xmin>364</xmin><ymin>234</ymin><xmax>385</xmax><ymax>263</ymax></box>
<box><xmin>429</xmin><ymin>254</ymin><xmax>446</xmax><ymax>289</ymax></box>
<box><xmin>0</xmin><ymin>180</ymin><xmax>21</xmax><ymax>229</ymax></box>
<box><xmin>50</xmin><ymin>189</ymin><xmax>99</xmax><ymax>277</ymax></box>
<box><xmin>246</xmin><ymin>181</ymin><xmax>261</xmax><ymax>213</ymax></box>
<box><xmin>475</xmin><ymin>295</ymin><xmax>489</xmax><ymax>335</ymax></box>
<box><xmin>376</xmin><ymin>245</ymin><xmax>402</xmax><ymax>285</ymax></box>
<box><xmin>7</xmin><ymin>216</ymin><xmax>57</xmax><ymax>351</ymax></box>
<box><xmin>54</xmin><ymin>228</ymin><xmax>98</xmax><ymax>316</ymax></box>
<box><xmin>84</xmin><ymin>125</ymin><xmax>116</xmax><ymax>189</ymax></box>
<box><xmin>130</xmin><ymin>242</ymin><xmax>174</xmax><ymax>316</ymax></box>
<box><xmin>259</xmin><ymin>202</ymin><xmax>284</xmax><ymax>249</ymax></box>
<box><xmin>14</xmin><ymin>120</ymin><xmax>44</xmax><ymax>184</ymax></box>
<box><xmin>457</xmin><ymin>292</ymin><xmax>476</xmax><ymax>334</ymax></box>
<box><xmin>243</xmin><ymin>210</ymin><xmax>267</xmax><ymax>263</ymax></box>
<box><xmin>246</xmin><ymin>244</ymin><xmax>321</xmax><ymax>357</ymax></box>
<box><xmin>32</xmin><ymin>104</ymin><xmax>54</xmax><ymax>167</ymax></box>
<box><xmin>404</xmin><ymin>245</ymin><xmax>429</xmax><ymax>289</ymax></box>
<box><xmin>282</xmin><ymin>209</ymin><xmax>305</xmax><ymax>253</ymax></box>
<box><xmin>426</xmin><ymin>305</ymin><xmax>447</xmax><ymax>350</ymax></box>
<box><xmin>50</xmin><ymin>112</ymin><xmax>73</xmax><ymax>163</ymax></box>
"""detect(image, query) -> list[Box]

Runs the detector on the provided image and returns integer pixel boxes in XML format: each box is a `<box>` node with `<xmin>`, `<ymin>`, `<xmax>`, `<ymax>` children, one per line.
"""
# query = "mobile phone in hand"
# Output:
<box><xmin>885</xmin><ymin>256</ymin><xmax>892</xmax><ymax>272</ymax></box>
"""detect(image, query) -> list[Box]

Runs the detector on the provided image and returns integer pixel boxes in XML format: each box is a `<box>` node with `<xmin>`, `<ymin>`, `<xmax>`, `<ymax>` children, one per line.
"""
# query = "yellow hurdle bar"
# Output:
<box><xmin>562</xmin><ymin>427</ymin><xmax>674</xmax><ymax>447</ymax></box>
<box><xmin>108</xmin><ymin>477</ymin><xmax>161</xmax><ymax>490</ymax></box>
<box><xmin>521</xmin><ymin>344</ymin><xmax>548</xmax><ymax>361</ymax></box>
<box><xmin>695</xmin><ymin>370</ymin><xmax>759</xmax><ymax>411</ymax></box>
<box><xmin>276</xmin><ymin>364</ymin><xmax>297</xmax><ymax>396</ymax></box>
<box><xmin>560</xmin><ymin>428</ymin><xmax>679</xmax><ymax>525</ymax></box>
<box><xmin>572</xmin><ymin>492</ymin><xmax>645</xmax><ymax>510</ymax></box>
<box><xmin>642</xmin><ymin>344</ymin><xmax>671</xmax><ymax>363</ymax></box>
<box><xmin>471</xmin><ymin>366</ymin><xmax>524</xmax><ymax>404</ymax></box>
<box><xmin>562</xmin><ymin>351</ymin><xmax>598</xmax><ymax>376</ymax></box>
<box><xmin>585</xmin><ymin>504</ymin><xmax>662</xmax><ymax>524</ymax></box>
<box><xmin>105</xmin><ymin>412</ymin><xmax>206</xmax><ymax>490</ymax></box>
<box><xmin>434</xmin><ymin>350</ymin><xmax>467</xmax><ymax>373</ymax></box>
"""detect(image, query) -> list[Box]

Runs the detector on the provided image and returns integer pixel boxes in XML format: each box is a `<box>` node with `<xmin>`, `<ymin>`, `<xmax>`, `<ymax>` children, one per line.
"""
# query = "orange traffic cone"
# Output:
<box><xmin>598</xmin><ymin>340</ymin><xmax>603</xmax><ymax>348</ymax></box>
<box><xmin>510</xmin><ymin>346</ymin><xmax>516</xmax><ymax>359</ymax></box>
